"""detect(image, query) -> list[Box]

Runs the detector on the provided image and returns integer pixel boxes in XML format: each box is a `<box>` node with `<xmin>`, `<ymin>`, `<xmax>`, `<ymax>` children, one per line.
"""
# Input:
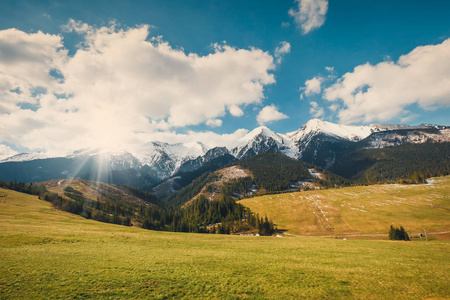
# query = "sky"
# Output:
<box><xmin>0</xmin><ymin>0</ymin><xmax>449</xmax><ymax>157</ymax></box>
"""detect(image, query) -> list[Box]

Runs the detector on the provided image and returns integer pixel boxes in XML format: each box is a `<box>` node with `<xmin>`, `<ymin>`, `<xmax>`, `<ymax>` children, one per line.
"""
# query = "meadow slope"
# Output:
<box><xmin>0</xmin><ymin>188</ymin><xmax>449</xmax><ymax>299</ymax></box>
<box><xmin>239</xmin><ymin>176</ymin><xmax>450</xmax><ymax>237</ymax></box>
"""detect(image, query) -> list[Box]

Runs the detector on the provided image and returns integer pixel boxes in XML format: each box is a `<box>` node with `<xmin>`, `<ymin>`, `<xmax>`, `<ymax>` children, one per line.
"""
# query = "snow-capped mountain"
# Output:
<box><xmin>0</xmin><ymin>152</ymin><xmax>49</xmax><ymax>163</ymax></box>
<box><xmin>1</xmin><ymin>119</ymin><xmax>448</xmax><ymax>186</ymax></box>
<box><xmin>361</xmin><ymin>128</ymin><xmax>450</xmax><ymax>149</ymax></box>
<box><xmin>286</xmin><ymin>119</ymin><xmax>377</xmax><ymax>142</ymax></box>
<box><xmin>231</xmin><ymin>126</ymin><xmax>296</xmax><ymax>159</ymax></box>
<box><xmin>178</xmin><ymin>147</ymin><xmax>232</xmax><ymax>173</ymax></box>
<box><xmin>66</xmin><ymin>148</ymin><xmax>142</xmax><ymax>170</ymax></box>
<box><xmin>135</xmin><ymin>141</ymin><xmax>209</xmax><ymax>179</ymax></box>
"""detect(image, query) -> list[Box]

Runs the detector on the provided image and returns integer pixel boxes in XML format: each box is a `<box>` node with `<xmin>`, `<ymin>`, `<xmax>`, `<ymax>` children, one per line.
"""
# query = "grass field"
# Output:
<box><xmin>239</xmin><ymin>176</ymin><xmax>450</xmax><ymax>237</ymax></box>
<box><xmin>1</xmin><ymin>188</ymin><xmax>449</xmax><ymax>299</ymax></box>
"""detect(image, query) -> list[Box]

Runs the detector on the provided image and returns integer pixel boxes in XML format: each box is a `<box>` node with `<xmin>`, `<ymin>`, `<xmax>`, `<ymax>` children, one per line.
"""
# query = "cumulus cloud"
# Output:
<box><xmin>0</xmin><ymin>28</ymin><xmax>67</xmax><ymax>112</ymax></box>
<box><xmin>324</xmin><ymin>38</ymin><xmax>450</xmax><ymax>124</ymax></box>
<box><xmin>228</xmin><ymin>104</ymin><xmax>244</xmax><ymax>117</ymax></box>
<box><xmin>0</xmin><ymin>21</ymin><xmax>277</xmax><ymax>154</ymax></box>
<box><xmin>274</xmin><ymin>41</ymin><xmax>291</xmax><ymax>64</ymax></box>
<box><xmin>289</xmin><ymin>0</ymin><xmax>328</xmax><ymax>34</ymax></box>
<box><xmin>302</xmin><ymin>76</ymin><xmax>323</xmax><ymax>97</ymax></box>
<box><xmin>256</xmin><ymin>105</ymin><xmax>288</xmax><ymax>125</ymax></box>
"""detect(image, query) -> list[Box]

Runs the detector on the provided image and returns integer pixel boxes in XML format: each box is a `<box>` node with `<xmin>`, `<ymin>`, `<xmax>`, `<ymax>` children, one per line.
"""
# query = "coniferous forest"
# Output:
<box><xmin>238</xmin><ymin>151</ymin><xmax>312</xmax><ymax>192</ymax></box>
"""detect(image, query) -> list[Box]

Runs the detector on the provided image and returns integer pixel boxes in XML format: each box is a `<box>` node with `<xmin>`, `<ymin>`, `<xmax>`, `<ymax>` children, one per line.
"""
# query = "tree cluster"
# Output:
<box><xmin>116</xmin><ymin>184</ymin><xmax>160</xmax><ymax>205</ymax></box>
<box><xmin>389</xmin><ymin>225</ymin><xmax>410</xmax><ymax>241</ymax></box>
<box><xmin>141</xmin><ymin>194</ymin><xmax>275</xmax><ymax>236</ymax></box>
<box><xmin>0</xmin><ymin>180</ymin><xmax>47</xmax><ymax>196</ymax></box>
<box><xmin>220</xmin><ymin>177</ymin><xmax>253</xmax><ymax>196</ymax></box>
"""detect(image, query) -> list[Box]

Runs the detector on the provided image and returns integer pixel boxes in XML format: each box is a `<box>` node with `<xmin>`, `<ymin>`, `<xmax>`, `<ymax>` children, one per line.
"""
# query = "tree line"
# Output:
<box><xmin>141</xmin><ymin>194</ymin><xmax>275</xmax><ymax>235</ymax></box>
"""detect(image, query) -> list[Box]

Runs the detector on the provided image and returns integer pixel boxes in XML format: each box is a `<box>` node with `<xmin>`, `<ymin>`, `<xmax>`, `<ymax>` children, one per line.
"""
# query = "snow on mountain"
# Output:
<box><xmin>135</xmin><ymin>141</ymin><xmax>209</xmax><ymax>178</ymax></box>
<box><xmin>0</xmin><ymin>152</ymin><xmax>49</xmax><ymax>163</ymax></box>
<box><xmin>362</xmin><ymin>128</ymin><xmax>450</xmax><ymax>149</ymax></box>
<box><xmin>230</xmin><ymin>126</ymin><xmax>296</xmax><ymax>159</ymax></box>
<box><xmin>65</xmin><ymin>147</ymin><xmax>142</xmax><ymax>170</ymax></box>
<box><xmin>137</xmin><ymin>141</ymin><xmax>209</xmax><ymax>166</ymax></box>
<box><xmin>1</xmin><ymin>119</ymin><xmax>448</xmax><ymax>180</ymax></box>
<box><xmin>286</xmin><ymin>119</ymin><xmax>376</xmax><ymax>142</ymax></box>
<box><xmin>177</xmin><ymin>146</ymin><xmax>234</xmax><ymax>173</ymax></box>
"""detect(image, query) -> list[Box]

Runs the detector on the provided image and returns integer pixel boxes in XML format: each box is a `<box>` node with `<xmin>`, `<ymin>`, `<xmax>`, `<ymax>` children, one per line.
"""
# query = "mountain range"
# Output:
<box><xmin>1</xmin><ymin>119</ymin><xmax>449</xmax><ymax>192</ymax></box>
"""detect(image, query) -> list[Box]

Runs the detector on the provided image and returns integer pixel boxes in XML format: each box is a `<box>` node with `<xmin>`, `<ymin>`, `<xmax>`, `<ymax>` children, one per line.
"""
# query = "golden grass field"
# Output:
<box><xmin>239</xmin><ymin>176</ymin><xmax>450</xmax><ymax>238</ymax></box>
<box><xmin>0</xmin><ymin>185</ymin><xmax>449</xmax><ymax>299</ymax></box>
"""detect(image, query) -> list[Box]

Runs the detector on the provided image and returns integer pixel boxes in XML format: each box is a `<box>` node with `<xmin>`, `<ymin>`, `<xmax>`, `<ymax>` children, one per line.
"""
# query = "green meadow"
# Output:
<box><xmin>1</xmin><ymin>187</ymin><xmax>449</xmax><ymax>299</ymax></box>
<box><xmin>240</xmin><ymin>176</ymin><xmax>450</xmax><ymax>237</ymax></box>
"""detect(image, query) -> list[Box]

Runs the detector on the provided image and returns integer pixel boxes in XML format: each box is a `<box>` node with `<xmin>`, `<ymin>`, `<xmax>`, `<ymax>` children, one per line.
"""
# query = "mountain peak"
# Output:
<box><xmin>287</xmin><ymin>119</ymin><xmax>374</xmax><ymax>142</ymax></box>
<box><xmin>0</xmin><ymin>152</ymin><xmax>49</xmax><ymax>163</ymax></box>
<box><xmin>239</xmin><ymin>125</ymin><xmax>279</xmax><ymax>141</ymax></box>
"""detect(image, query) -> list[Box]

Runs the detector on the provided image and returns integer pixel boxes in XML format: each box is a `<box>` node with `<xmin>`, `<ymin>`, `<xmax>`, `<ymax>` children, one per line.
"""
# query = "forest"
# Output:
<box><xmin>331</xmin><ymin>142</ymin><xmax>450</xmax><ymax>184</ymax></box>
<box><xmin>238</xmin><ymin>151</ymin><xmax>312</xmax><ymax>192</ymax></box>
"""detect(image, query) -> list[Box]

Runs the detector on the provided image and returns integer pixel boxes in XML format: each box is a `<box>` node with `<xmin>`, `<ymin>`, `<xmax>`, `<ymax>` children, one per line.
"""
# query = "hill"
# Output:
<box><xmin>1</xmin><ymin>188</ymin><xmax>449</xmax><ymax>299</ymax></box>
<box><xmin>164</xmin><ymin>152</ymin><xmax>339</xmax><ymax>208</ymax></box>
<box><xmin>239</xmin><ymin>176</ymin><xmax>450</xmax><ymax>237</ymax></box>
<box><xmin>42</xmin><ymin>179</ymin><xmax>149</xmax><ymax>206</ymax></box>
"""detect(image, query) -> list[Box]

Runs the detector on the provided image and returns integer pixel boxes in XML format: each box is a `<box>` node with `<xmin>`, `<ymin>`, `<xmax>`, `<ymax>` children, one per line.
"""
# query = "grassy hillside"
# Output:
<box><xmin>239</xmin><ymin>176</ymin><xmax>450</xmax><ymax>237</ymax></box>
<box><xmin>1</xmin><ymin>188</ymin><xmax>449</xmax><ymax>299</ymax></box>
<box><xmin>43</xmin><ymin>179</ymin><xmax>147</xmax><ymax>205</ymax></box>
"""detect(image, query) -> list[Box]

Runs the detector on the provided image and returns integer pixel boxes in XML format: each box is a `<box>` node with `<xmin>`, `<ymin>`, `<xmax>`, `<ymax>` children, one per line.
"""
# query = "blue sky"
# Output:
<box><xmin>0</xmin><ymin>0</ymin><xmax>449</xmax><ymax>156</ymax></box>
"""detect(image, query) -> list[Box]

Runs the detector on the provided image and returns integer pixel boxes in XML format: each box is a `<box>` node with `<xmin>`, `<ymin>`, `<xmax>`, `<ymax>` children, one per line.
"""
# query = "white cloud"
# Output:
<box><xmin>289</xmin><ymin>0</ymin><xmax>328</xmax><ymax>34</ymax></box>
<box><xmin>0</xmin><ymin>145</ymin><xmax>18</xmax><ymax>160</ymax></box>
<box><xmin>274</xmin><ymin>41</ymin><xmax>291</xmax><ymax>64</ymax></box>
<box><xmin>302</xmin><ymin>76</ymin><xmax>323</xmax><ymax>97</ymax></box>
<box><xmin>256</xmin><ymin>105</ymin><xmax>288</xmax><ymax>125</ymax></box>
<box><xmin>0</xmin><ymin>28</ymin><xmax>67</xmax><ymax>112</ymax></box>
<box><xmin>0</xmin><ymin>22</ymin><xmax>277</xmax><ymax>155</ymax></box>
<box><xmin>228</xmin><ymin>104</ymin><xmax>244</xmax><ymax>117</ymax></box>
<box><xmin>309</xmin><ymin>101</ymin><xmax>324</xmax><ymax>118</ymax></box>
<box><xmin>324</xmin><ymin>38</ymin><xmax>450</xmax><ymax>124</ymax></box>
<box><xmin>205</xmin><ymin>119</ymin><xmax>223</xmax><ymax>127</ymax></box>
<box><xmin>328</xmin><ymin>103</ymin><xmax>339</xmax><ymax>112</ymax></box>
